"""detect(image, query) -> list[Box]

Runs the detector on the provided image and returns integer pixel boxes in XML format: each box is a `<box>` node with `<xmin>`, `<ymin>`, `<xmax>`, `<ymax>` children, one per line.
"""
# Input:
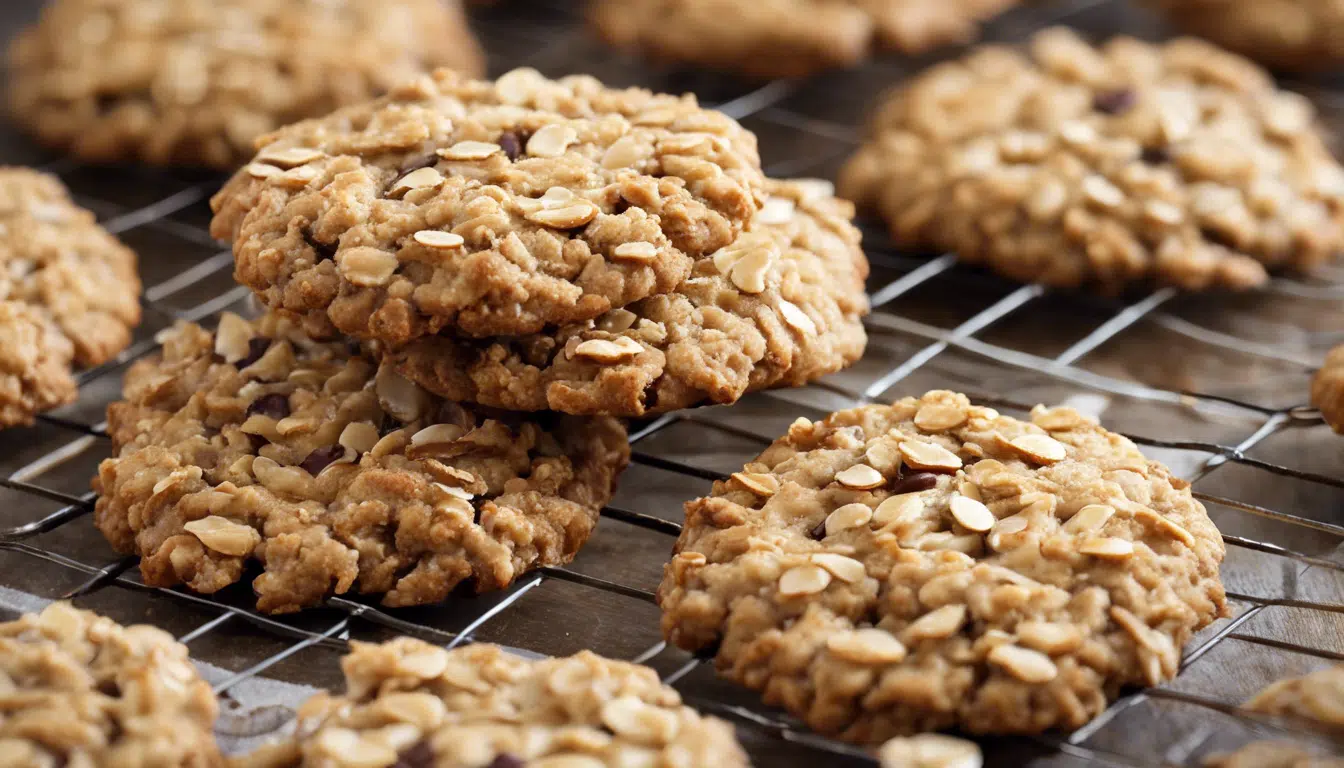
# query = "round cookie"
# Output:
<box><xmin>839</xmin><ymin>28</ymin><xmax>1344</xmax><ymax>293</ymax></box>
<box><xmin>1311</xmin><ymin>346</ymin><xmax>1344</xmax><ymax>433</ymax></box>
<box><xmin>1205</xmin><ymin>741</ymin><xmax>1344</xmax><ymax>768</ymax></box>
<box><xmin>1245</xmin><ymin>665</ymin><xmax>1344</xmax><ymax>729</ymax></box>
<box><xmin>0</xmin><ymin>167</ymin><xmax>141</xmax><ymax>427</ymax></box>
<box><xmin>379</xmin><ymin>178</ymin><xmax>869</xmax><ymax>417</ymax></box>
<box><xmin>589</xmin><ymin>0</ymin><xmax>1019</xmax><ymax>80</ymax></box>
<box><xmin>94</xmin><ymin>311</ymin><xmax>630</xmax><ymax>614</ymax></box>
<box><xmin>658</xmin><ymin>390</ymin><xmax>1227</xmax><ymax>741</ymax></box>
<box><xmin>237</xmin><ymin>638</ymin><xmax>752</xmax><ymax>768</ymax></box>
<box><xmin>1149</xmin><ymin>0</ymin><xmax>1344</xmax><ymax>73</ymax></box>
<box><xmin>210</xmin><ymin>67</ymin><xmax>766</xmax><ymax>341</ymax></box>
<box><xmin>0</xmin><ymin>602</ymin><xmax>222</xmax><ymax>768</ymax></box>
<box><xmin>7</xmin><ymin>0</ymin><xmax>484</xmax><ymax>169</ymax></box>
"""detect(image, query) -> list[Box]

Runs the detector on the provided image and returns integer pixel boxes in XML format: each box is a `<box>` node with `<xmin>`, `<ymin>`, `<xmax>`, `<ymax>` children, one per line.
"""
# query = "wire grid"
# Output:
<box><xmin>0</xmin><ymin>0</ymin><xmax>1342</xmax><ymax>765</ymax></box>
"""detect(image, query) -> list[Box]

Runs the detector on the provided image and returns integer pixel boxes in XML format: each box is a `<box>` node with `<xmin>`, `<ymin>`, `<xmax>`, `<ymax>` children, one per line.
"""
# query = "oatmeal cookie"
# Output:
<box><xmin>235</xmin><ymin>638</ymin><xmax>751</xmax><ymax>768</ymax></box>
<box><xmin>589</xmin><ymin>0</ymin><xmax>1018</xmax><ymax>80</ymax></box>
<box><xmin>210</xmin><ymin>67</ymin><xmax>766</xmax><ymax>342</ymax></box>
<box><xmin>1205</xmin><ymin>741</ymin><xmax>1344</xmax><ymax>767</ymax></box>
<box><xmin>658</xmin><ymin>390</ymin><xmax>1227</xmax><ymax>741</ymax></box>
<box><xmin>1312</xmin><ymin>345</ymin><xmax>1344</xmax><ymax>433</ymax></box>
<box><xmin>94</xmin><ymin>312</ymin><xmax>629</xmax><ymax>614</ymax></box>
<box><xmin>1245</xmin><ymin>665</ymin><xmax>1344</xmax><ymax>730</ymax></box>
<box><xmin>0</xmin><ymin>602</ymin><xmax>222</xmax><ymax>768</ymax></box>
<box><xmin>1149</xmin><ymin>0</ymin><xmax>1344</xmax><ymax>73</ymax></box>
<box><xmin>380</xmin><ymin>178</ymin><xmax>869</xmax><ymax>417</ymax></box>
<box><xmin>839</xmin><ymin>28</ymin><xmax>1344</xmax><ymax>293</ymax></box>
<box><xmin>0</xmin><ymin>167</ymin><xmax>141</xmax><ymax>427</ymax></box>
<box><xmin>8</xmin><ymin>0</ymin><xmax>483</xmax><ymax>170</ymax></box>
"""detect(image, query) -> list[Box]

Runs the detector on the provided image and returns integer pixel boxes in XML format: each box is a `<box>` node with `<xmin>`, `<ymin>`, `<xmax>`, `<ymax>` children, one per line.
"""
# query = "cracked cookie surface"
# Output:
<box><xmin>94</xmin><ymin>312</ymin><xmax>629</xmax><ymax>614</ymax></box>
<box><xmin>211</xmin><ymin>67</ymin><xmax>765</xmax><ymax>341</ymax></box>
<box><xmin>1245</xmin><ymin>665</ymin><xmax>1344</xmax><ymax>730</ymax></box>
<box><xmin>1149</xmin><ymin>0</ymin><xmax>1344</xmax><ymax>73</ymax></box>
<box><xmin>658</xmin><ymin>390</ymin><xmax>1227</xmax><ymax>741</ymax></box>
<box><xmin>379</xmin><ymin>178</ymin><xmax>868</xmax><ymax>417</ymax></box>
<box><xmin>8</xmin><ymin>0</ymin><xmax>483</xmax><ymax>169</ymax></box>
<box><xmin>0</xmin><ymin>167</ymin><xmax>141</xmax><ymax>427</ymax></box>
<box><xmin>1312</xmin><ymin>346</ymin><xmax>1344</xmax><ymax>433</ymax></box>
<box><xmin>589</xmin><ymin>0</ymin><xmax>1018</xmax><ymax>80</ymax></box>
<box><xmin>840</xmin><ymin>28</ymin><xmax>1344</xmax><ymax>293</ymax></box>
<box><xmin>237</xmin><ymin>638</ymin><xmax>751</xmax><ymax>768</ymax></box>
<box><xmin>0</xmin><ymin>602</ymin><xmax>222</xmax><ymax>768</ymax></box>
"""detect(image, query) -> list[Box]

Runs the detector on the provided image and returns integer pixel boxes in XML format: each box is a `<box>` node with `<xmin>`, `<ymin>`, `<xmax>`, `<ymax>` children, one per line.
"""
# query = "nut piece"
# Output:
<box><xmin>949</xmin><ymin>495</ymin><xmax>995</xmax><ymax>532</ymax></box>
<box><xmin>1030</xmin><ymin>405</ymin><xmax>1083</xmax><ymax>431</ymax></box>
<box><xmin>1132</xmin><ymin>506</ymin><xmax>1197</xmax><ymax>547</ymax></box>
<box><xmin>828</xmin><ymin>628</ymin><xmax>908</xmax><ymax>664</ymax></box>
<box><xmin>825</xmin><ymin>503</ymin><xmax>873</xmax><ymax>535</ymax></box>
<box><xmin>389</xmin><ymin>167</ymin><xmax>445</xmax><ymax>197</ymax></box>
<box><xmin>905</xmin><ymin>604</ymin><xmax>967</xmax><ymax>641</ymax></box>
<box><xmin>899</xmin><ymin>441</ymin><xmax>963</xmax><ymax>473</ymax></box>
<box><xmin>1079</xmin><ymin>537</ymin><xmax>1135</xmax><ymax>559</ymax></box>
<box><xmin>879</xmin><ymin>734</ymin><xmax>983</xmax><ymax>768</ymax></box>
<box><xmin>1007</xmin><ymin>434</ymin><xmax>1067</xmax><ymax>464</ymax></box>
<box><xmin>732</xmin><ymin>472</ymin><xmax>779</xmax><ymax>497</ymax></box>
<box><xmin>600</xmin><ymin>696</ymin><xmax>680</xmax><ymax>745</ymax></box>
<box><xmin>257</xmin><ymin>146</ymin><xmax>324</xmax><ymax>168</ymax></box>
<box><xmin>779</xmin><ymin>564</ymin><xmax>832</xmax><ymax>597</ymax></box>
<box><xmin>519</xmin><ymin>187</ymin><xmax>601</xmax><ymax>229</ymax></box>
<box><xmin>337</xmin><ymin>247</ymin><xmax>400</xmax><ymax>287</ymax></box>
<box><xmin>413</xmin><ymin>230</ymin><xmax>465</xmax><ymax>249</ymax></box>
<box><xmin>988</xmin><ymin>644</ymin><xmax>1058</xmax><ymax>683</ymax></box>
<box><xmin>729</xmin><ymin>246</ymin><xmax>775</xmax><ymax>294</ymax></box>
<box><xmin>339</xmin><ymin>422</ymin><xmax>380</xmax><ymax>455</ymax></box>
<box><xmin>810</xmin><ymin>553</ymin><xmax>867</xmax><ymax>583</ymax></box>
<box><xmin>437</xmin><ymin>141</ymin><xmax>502</xmax><ymax>161</ymax></box>
<box><xmin>612</xmin><ymin>242</ymin><xmax>658</xmax><ymax>263</ymax></box>
<box><xmin>778</xmin><ymin>300</ymin><xmax>817</xmax><ymax>335</ymax></box>
<box><xmin>865</xmin><ymin>441</ymin><xmax>902</xmax><ymax>474</ymax></box>
<box><xmin>873</xmin><ymin>493</ymin><xmax>925</xmax><ymax>525</ymax></box>
<box><xmin>914</xmin><ymin>403</ymin><xmax>968</xmax><ymax>432</ymax></box>
<box><xmin>375</xmin><ymin>365</ymin><xmax>431</xmax><ymax>423</ymax></box>
<box><xmin>573</xmin><ymin>336</ymin><xmax>643</xmax><ymax>364</ymax></box>
<box><xmin>183</xmin><ymin>515</ymin><xmax>260</xmax><ymax>557</ymax></box>
<box><xmin>835</xmin><ymin>464</ymin><xmax>885</xmax><ymax>490</ymax></box>
<box><xmin>214</xmin><ymin>312</ymin><xmax>253</xmax><ymax>363</ymax></box>
<box><xmin>1016</xmin><ymin>622</ymin><xmax>1083</xmax><ymax>655</ymax></box>
<box><xmin>1064</xmin><ymin>504</ymin><xmax>1114</xmax><ymax>533</ymax></box>
<box><xmin>527</xmin><ymin>124</ymin><xmax>579</xmax><ymax>158</ymax></box>
<box><xmin>410</xmin><ymin>423</ymin><xmax>466</xmax><ymax>447</ymax></box>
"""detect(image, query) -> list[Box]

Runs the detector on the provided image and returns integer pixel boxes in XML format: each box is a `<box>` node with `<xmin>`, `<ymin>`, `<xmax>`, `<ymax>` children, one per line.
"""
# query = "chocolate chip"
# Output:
<box><xmin>247</xmin><ymin>433</ymin><xmax>270</xmax><ymax>452</ymax></box>
<box><xmin>245</xmin><ymin>393</ymin><xmax>290</xmax><ymax>420</ymax></box>
<box><xmin>497</xmin><ymin>131</ymin><xmax>523</xmax><ymax>161</ymax></box>
<box><xmin>302</xmin><ymin>229</ymin><xmax>337</xmax><ymax>262</ymax></box>
<box><xmin>391</xmin><ymin>741</ymin><xmax>435</xmax><ymax>768</ymax></box>
<box><xmin>299</xmin><ymin>445</ymin><xmax>345</xmax><ymax>475</ymax></box>
<box><xmin>890</xmin><ymin>472</ymin><xmax>938</xmax><ymax>495</ymax></box>
<box><xmin>1141</xmin><ymin>146</ymin><xmax>1170</xmax><ymax>165</ymax></box>
<box><xmin>486</xmin><ymin>756</ymin><xmax>524</xmax><ymax>768</ymax></box>
<box><xmin>809</xmin><ymin>519</ymin><xmax>827</xmax><ymax>540</ymax></box>
<box><xmin>236</xmin><ymin>337</ymin><xmax>272</xmax><ymax>370</ymax></box>
<box><xmin>1093</xmin><ymin>89</ymin><xmax>1136</xmax><ymax>115</ymax></box>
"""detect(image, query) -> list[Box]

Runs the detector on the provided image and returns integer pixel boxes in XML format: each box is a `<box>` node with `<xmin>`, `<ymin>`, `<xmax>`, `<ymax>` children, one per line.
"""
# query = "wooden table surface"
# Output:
<box><xmin>0</xmin><ymin>1</ymin><xmax>1341</xmax><ymax>766</ymax></box>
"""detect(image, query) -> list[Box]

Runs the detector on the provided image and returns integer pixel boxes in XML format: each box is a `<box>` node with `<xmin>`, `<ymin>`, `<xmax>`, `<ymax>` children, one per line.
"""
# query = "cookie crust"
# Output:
<box><xmin>1149</xmin><ymin>0</ymin><xmax>1344</xmax><ymax>73</ymax></box>
<box><xmin>0</xmin><ymin>602</ymin><xmax>222</xmax><ymax>768</ymax></box>
<box><xmin>236</xmin><ymin>638</ymin><xmax>751</xmax><ymax>768</ymax></box>
<box><xmin>380</xmin><ymin>178</ymin><xmax>869</xmax><ymax>417</ymax></box>
<box><xmin>840</xmin><ymin>28</ymin><xmax>1344</xmax><ymax>293</ymax></box>
<box><xmin>0</xmin><ymin>167</ymin><xmax>141</xmax><ymax>427</ymax></box>
<box><xmin>658</xmin><ymin>390</ymin><xmax>1227</xmax><ymax>741</ymax></box>
<box><xmin>1245</xmin><ymin>665</ymin><xmax>1344</xmax><ymax>730</ymax></box>
<box><xmin>8</xmin><ymin>0</ymin><xmax>484</xmax><ymax>169</ymax></box>
<box><xmin>1312</xmin><ymin>346</ymin><xmax>1344</xmax><ymax>433</ymax></box>
<box><xmin>211</xmin><ymin>67</ymin><xmax>765</xmax><ymax>341</ymax></box>
<box><xmin>94</xmin><ymin>312</ymin><xmax>629</xmax><ymax>614</ymax></box>
<box><xmin>589</xmin><ymin>0</ymin><xmax>1018</xmax><ymax>80</ymax></box>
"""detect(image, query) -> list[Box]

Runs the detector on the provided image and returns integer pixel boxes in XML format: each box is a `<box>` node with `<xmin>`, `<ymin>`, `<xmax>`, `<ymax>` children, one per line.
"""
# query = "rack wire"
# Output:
<box><xmin>1</xmin><ymin>0</ymin><xmax>1342</xmax><ymax>765</ymax></box>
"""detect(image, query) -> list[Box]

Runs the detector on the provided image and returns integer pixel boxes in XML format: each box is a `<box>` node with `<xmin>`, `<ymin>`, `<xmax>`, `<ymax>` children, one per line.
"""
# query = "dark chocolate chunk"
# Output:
<box><xmin>299</xmin><ymin>445</ymin><xmax>346</xmax><ymax>476</ymax></box>
<box><xmin>1093</xmin><ymin>89</ymin><xmax>1136</xmax><ymax>115</ymax></box>
<box><xmin>890</xmin><ymin>472</ymin><xmax>939</xmax><ymax>494</ymax></box>
<box><xmin>245</xmin><ymin>393</ymin><xmax>290</xmax><ymax>419</ymax></box>
<box><xmin>236</xmin><ymin>337</ymin><xmax>272</xmax><ymax>370</ymax></box>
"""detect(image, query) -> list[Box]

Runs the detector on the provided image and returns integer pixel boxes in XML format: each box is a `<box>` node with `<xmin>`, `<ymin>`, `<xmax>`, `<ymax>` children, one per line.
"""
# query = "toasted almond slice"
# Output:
<box><xmin>988</xmin><ymin>644</ymin><xmax>1058</xmax><ymax>683</ymax></box>
<box><xmin>879</xmin><ymin>734</ymin><xmax>982</xmax><ymax>768</ymax></box>
<box><xmin>899</xmin><ymin>441</ymin><xmax>963</xmax><ymax>473</ymax></box>
<box><xmin>810</xmin><ymin>553</ymin><xmax>866</xmax><ymax>583</ymax></box>
<box><xmin>1007</xmin><ymin>433</ymin><xmax>1067</xmax><ymax>464</ymax></box>
<box><xmin>613</xmin><ymin>242</ymin><xmax>658</xmax><ymax>262</ymax></box>
<box><xmin>778</xmin><ymin>300</ymin><xmax>817</xmax><ymax>335</ymax></box>
<box><xmin>1132</xmin><ymin>506</ymin><xmax>1197</xmax><ymax>547</ymax></box>
<box><xmin>828</xmin><ymin>629</ymin><xmax>907</xmax><ymax>664</ymax></box>
<box><xmin>1064</xmin><ymin>504</ymin><xmax>1115</xmax><ymax>533</ymax></box>
<box><xmin>914</xmin><ymin>403</ymin><xmax>968</xmax><ymax>432</ymax></box>
<box><xmin>905</xmin><ymin>604</ymin><xmax>967</xmax><ymax>641</ymax></box>
<box><xmin>573</xmin><ymin>336</ymin><xmax>643</xmax><ymax>364</ymax></box>
<box><xmin>873</xmin><ymin>493</ymin><xmax>925</xmax><ymax>526</ymax></box>
<box><xmin>438</xmin><ymin>140</ymin><xmax>501</xmax><ymax>161</ymax></box>
<box><xmin>949</xmin><ymin>495</ymin><xmax>995</xmax><ymax>532</ymax></box>
<box><xmin>825</xmin><ymin>503</ymin><xmax>873</xmax><ymax>536</ymax></box>
<box><xmin>732</xmin><ymin>472</ymin><xmax>779</xmax><ymax>497</ymax></box>
<box><xmin>835</xmin><ymin>464</ymin><xmax>884</xmax><ymax>490</ymax></box>
<box><xmin>257</xmin><ymin>146</ymin><xmax>324</xmax><ymax>167</ymax></box>
<box><xmin>413</xmin><ymin>230</ymin><xmax>465</xmax><ymax>249</ymax></box>
<box><xmin>1079</xmin><ymin>537</ymin><xmax>1135</xmax><ymax>559</ymax></box>
<box><xmin>779</xmin><ymin>565</ymin><xmax>832</xmax><ymax>597</ymax></box>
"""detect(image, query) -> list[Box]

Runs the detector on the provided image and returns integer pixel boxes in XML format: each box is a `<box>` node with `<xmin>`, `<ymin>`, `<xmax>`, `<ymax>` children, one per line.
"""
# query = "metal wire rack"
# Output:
<box><xmin>1</xmin><ymin>0</ymin><xmax>1343</xmax><ymax>765</ymax></box>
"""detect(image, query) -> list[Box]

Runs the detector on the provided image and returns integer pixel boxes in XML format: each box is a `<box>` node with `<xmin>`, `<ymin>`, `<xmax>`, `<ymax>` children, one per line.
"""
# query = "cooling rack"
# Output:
<box><xmin>1</xmin><ymin>0</ymin><xmax>1343</xmax><ymax>765</ymax></box>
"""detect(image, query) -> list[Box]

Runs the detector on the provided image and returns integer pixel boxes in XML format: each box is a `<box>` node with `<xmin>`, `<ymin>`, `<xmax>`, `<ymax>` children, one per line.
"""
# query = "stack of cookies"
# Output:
<box><xmin>92</xmin><ymin>66</ymin><xmax>871</xmax><ymax>614</ymax></box>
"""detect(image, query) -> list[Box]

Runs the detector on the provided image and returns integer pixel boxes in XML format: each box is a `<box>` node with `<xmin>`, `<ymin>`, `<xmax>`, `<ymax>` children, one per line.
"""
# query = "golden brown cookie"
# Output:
<box><xmin>1149</xmin><ymin>0</ymin><xmax>1344</xmax><ymax>73</ymax></box>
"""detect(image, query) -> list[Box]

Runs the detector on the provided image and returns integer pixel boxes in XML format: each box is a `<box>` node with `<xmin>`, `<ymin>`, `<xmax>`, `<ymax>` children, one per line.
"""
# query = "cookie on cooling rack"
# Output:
<box><xmin>236</xmin><ymin>637</ymin><xmax>751</xmax><ymax>768</ymax></box>
<box><xmin>658</xmin><ymin>390</ymin><xmax>1228</xmax><ymax>741</ymax></box>
<box><xmin>1148</xmin><ymin>0</ymin><xmax>1344</xmax><ymax>73</ymax></box>
<box><xmin>1205</xmin><ymin>741</ymin><xmax>1344</xmax><ymax>767</ymax></box>
<box><xmin>379</xmin><ymin>178</ymin><xmax>869</xmax><ymax>417</ymax></box>
<box><xmin>1311</xmin><ymin>346</ymin><xmax>1344</xmax><ymax>433</ymax></box>
<box><xmin>0</xmin><ymin>602</ymin><xmax>222</xmax><ymax>768</ymax></box>
<box><xmin>0</xmin><ymin>167</ymin><xmax>141</xmax><ymax>428</ymax></box>
<box><xmin>839</xmin><ymin>27</ymin><xmax>1344</xmax><ymax>293</ymax></box>
<box><xmin>589</xmin><ymin>0</ymin><xmax>1018</xmax><ymax>79</ymax></box>
<box><xmin>210</xmin><ymin>67</ymin><xmax>766</xmax><ymax>342</ymax></box>
<box><xmin>8</xmin><ymin>0</ymin><xmax>483</xmax><ymax>170</ymax></box>
<box><xmin>1245</xmin><ymin>665</ymin><xmax>1344</xmax><ymax>730</ymax></box>
<box><xmin>93</xmin><ymin>312</ymin><xmax>629</xmax><ymax>614</ymax></box>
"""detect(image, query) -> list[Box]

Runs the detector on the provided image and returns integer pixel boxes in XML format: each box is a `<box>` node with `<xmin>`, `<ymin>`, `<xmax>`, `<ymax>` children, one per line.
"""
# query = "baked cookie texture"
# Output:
<box><xmin>380</xmin><ymin>178</ymin><xmax>869</xmax><ymax>417</ymax></box>
<box><xmin>1205</xmin><ymin>741</ymin><xmax>1344</xmax><ymax>767</ymax></box>
<box><xmin>236</xmin><ymin>638</ymin><xmax>751</xmax><ymax>768</ymax></box>
<box><xmin>840</xmin><ymin>28</ymin><xmax>1344</xmax><ymax>293</ymax></box>
<box><xmin>658</xmin><ymin>390</ymin><xmax>1227</xmax><ymax>741</ymax></box>
<box><xmin>210</xmin><ymin>67</ymin><xmax>766</xmax><ymax>341</ymax></box>
<box><xmin>0</xmin><ymin>602</ymin><xmax>222</xmax><ymax>768</ymax></box>
<box><xmin>589</xmin><ymin>0</ymin><xmax>1019</xmax><ymax>80</ymax></box>
<box><xmin>1149</xmin><ymin>0</ymin><xmax>1344</xmax><ymax>73</ymax></box>
<box><xmin>1245</xmin><ymin>665</ymin><xmax>1344</xmax><ymax>730</ymax></box>
<box><xmin>0</xmin><ymin>167</ymin><xmax>141</xmax><ymax>427</ymax></box>
<box><xmin>7</xmin><ymin>0</ymin><xmax>484</xmax><ymax>170</ymax></box>
<box><xmin>93</xmin><ymin>312</ymin><xmax>630</xmax><ymax>614</ymax></box>
<box><xmin>1312</xmin><ymin>345</ymin><xmax>1344</xmax><ymax>433</ymax></box>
